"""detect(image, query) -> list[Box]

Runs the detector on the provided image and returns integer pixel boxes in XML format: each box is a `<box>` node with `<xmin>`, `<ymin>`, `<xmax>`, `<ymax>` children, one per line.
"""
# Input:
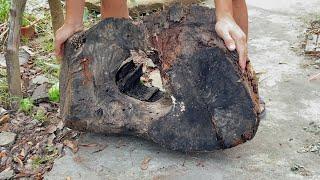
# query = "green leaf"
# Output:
<box><xmin>20</xmin><ymin>98</ymin><xmax>34</xmax><ymax>113</ymax></box>
<box><xmin>48</xmin><ymin>82</ymin><xmax>60</xmax><ymax>102</ymax></box>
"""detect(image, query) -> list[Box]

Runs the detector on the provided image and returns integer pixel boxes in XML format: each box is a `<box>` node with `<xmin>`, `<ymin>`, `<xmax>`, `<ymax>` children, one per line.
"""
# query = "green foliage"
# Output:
<box><xmin>32</xmin><ymin>155</ymin><xmax>53</xmax><ymax>169</ymax></box>
<box><xmin>0</xmin><ymin>0</ymin><xmax>9</xmax><ymax>23</ymax></box>
<box><xmin>20</xmin><ymin>98</ymin><xmax>34</xmax><ymax>114</ymax></box>
<box><xmin>48</xmin><ymin>82</ymin><xmax>59</xmax><ymax>102</ymax></box>
<box><xmin>0</xmin><ymin>0</ymin><xmax>35</xmax><ymax>25</ymax></box>
<box><xmin>22</xmin><ymin>14</ymin><xmax>36</xmax><ymax>27</ymax></box>
<box><xmin>35</xmin><ymin>58</ymin><xmax>60</xmax><ymax>78</ymax></box>
<box><xmin>0</xmin><ymin>74</ymin><xmax>10</xmax><ymax>108</ymax></box>
<box><xmin>34</xmin><ymin>108</ymin><xmax>47</xmax><ymax>122</ymax></box>
<box><xmin>43</xmin><ymin>38</ymin><xmax>54</xmax><ymax>52</ymax></box>
<box><xmin>45</xmin><ymin>145</ymin><xmax>58</xmax><ymax>155</ymax></box>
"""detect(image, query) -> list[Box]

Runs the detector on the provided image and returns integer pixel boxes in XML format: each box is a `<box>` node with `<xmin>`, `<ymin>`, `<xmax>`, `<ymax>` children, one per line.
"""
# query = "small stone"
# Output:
<box><xmin>0</xmin><ymin>132</ymin><xmax>16</xmax><ymax>147</ymax></box>
<box><xmin>31</xmin><ymin>75</ymin><xmax>49</xmax><ymax>85</ymax></box>
<box><xmin>0</xmin><ymin>107</ymin><xmax>7</xmax><ymax>116</ymax></box>
<box><xmin>0</xmin><ymin>48</ymin><xmax>30</xmax><ymax>68</ymax></box>
<box><xmin>31</xmin><ymin>83</ymin><xmax>49</xmax><ymax>103</ymax></box>
<box><xmin>39</xmin><ymin>102</ymin><xmax>53</xmax><ymax>112</ymax></box>
<box><xmin>0</xmin><ymin>167</ymin><xmax>14</xmax><ymax>179</ymax></box>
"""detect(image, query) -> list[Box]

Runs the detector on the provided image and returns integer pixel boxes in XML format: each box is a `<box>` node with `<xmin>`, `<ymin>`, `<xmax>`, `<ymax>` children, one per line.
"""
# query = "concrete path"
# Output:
<box><xmin>46</xmin><ymin>1</ymin><xmax>320</xmax><ymax>179</ymax></box>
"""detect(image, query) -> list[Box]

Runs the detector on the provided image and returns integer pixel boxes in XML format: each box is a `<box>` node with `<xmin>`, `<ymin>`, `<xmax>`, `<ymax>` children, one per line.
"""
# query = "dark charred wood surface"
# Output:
<box><xmin>60</xmin><ymin>4</ymin><xmax>261</xmax><ymax>152</ymax></box>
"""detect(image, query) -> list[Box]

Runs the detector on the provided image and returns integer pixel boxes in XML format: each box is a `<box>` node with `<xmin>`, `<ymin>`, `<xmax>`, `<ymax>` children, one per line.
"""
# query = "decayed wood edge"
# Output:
<box><xmin>5</xmin><ymin>0</ymin><xmax>26</xmax><ymax>107</ymax></box>
<box><xmin>85</xmin><ymin>0</ymin><xmax>206</xmax><ymax>18</ymax></box>
<box><xmin>60</xmin><ymin>4</ymin><xmax>261</xmax><ymax>152</ymax></box>
<box><xmin>141</xmin><ymin>4</ymin><xmax>261</xmax><ymax>151</ymax></box>
<box><xmin>60</xmin><ymin>19</ymin><xmax>173</xmax><ymax>138</ymax></box>
<box><xmin>142</xmin><ymin>4</ymin><xmax>260</xmax><ymax>116</ymax></box>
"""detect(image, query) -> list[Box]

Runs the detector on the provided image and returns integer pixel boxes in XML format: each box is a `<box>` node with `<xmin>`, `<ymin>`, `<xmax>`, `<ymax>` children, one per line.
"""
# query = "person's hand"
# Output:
<box><xmin>215</xmin><ymin>16</ymin><xmax>247</xmax><ymax>72</ymax></box>
<box><xmin>55</xmin><ymin>23</ymin><xmax>83</xmax><ymax>58</ymax></box>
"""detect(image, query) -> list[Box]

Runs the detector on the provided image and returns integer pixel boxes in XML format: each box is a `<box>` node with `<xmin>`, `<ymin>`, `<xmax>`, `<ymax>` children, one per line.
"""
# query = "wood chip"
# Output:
<box><xmin>309</xmin><ymin>72</ymin><xmax>320</xmax><ymax>81</ymax></box>
<box><xmin>140</xmin><ymin>156</ymin><xmax>152</xmax><ymax>170</ymax></box>
<box><xmin>63</xmin><ymin>140</ymin><xmax>79</xmax><ymax>153</ymax></box>
<box><xmin>79</xmin><ymin>143</ymin><xmax>98</xmax><ymax>147</ymax></box>
<box><xmin>0</xmin><ymin>114</ymin><xmax>10</xmax><ymax>125</ymax></box>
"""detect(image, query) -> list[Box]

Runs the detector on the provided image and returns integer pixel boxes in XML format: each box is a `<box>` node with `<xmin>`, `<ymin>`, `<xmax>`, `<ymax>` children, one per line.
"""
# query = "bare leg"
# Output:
<box><xmin>101</xmin><ymin>0</ymin><xmax>129</xmax><ymax>19</ymax></box>
<box><xmin>232</xmin><ymin>0</ymin><xmax>248</xmax><ymax>38</ymax></box>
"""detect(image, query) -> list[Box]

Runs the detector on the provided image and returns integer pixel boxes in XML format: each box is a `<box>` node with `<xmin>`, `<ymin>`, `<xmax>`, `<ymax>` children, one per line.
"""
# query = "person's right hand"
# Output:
<box><xmin>55</xmin><ymin>23</ymin><xmax>83</xmax><ymax>58</ymax></box>
<box><xmin>215</xmin><ymin>15</ymin><xmax>248</xmax><ymax>72</ymax></box>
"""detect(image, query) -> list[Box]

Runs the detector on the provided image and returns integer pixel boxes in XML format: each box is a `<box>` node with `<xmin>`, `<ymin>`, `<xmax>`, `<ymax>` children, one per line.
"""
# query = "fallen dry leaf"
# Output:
<box><xmin>63</xmin><ymin>140</ymin><xmax>79</xmax><ymax>153</ymax></box>
<box><xmin>13</xmin><ymin>156</ymin><xmax>24</xmax><ymax>168</ymax></box>
<box><xmin>57</xmin><ymin>120</ymin><xmax>64</xmax><ymax>130</ymax></box>
<box><xmin>309</xmin><ymin>72</ymin><xmax>320</xmax><ymax>81</ymax></box>
<box><xmin>47</xmin><ymin>134</ymin><xmax>56</xmax><ymax>146</ymax></box>
<box><xmin>21</xmin><ymin>25</ymin><xmax>36</xmax><ymax>39</ymax></box>
<box><xmin>92</xmin><ymin>144</ymin><xmax>108</xmax><ymax>154</ymax></box>
<box><xmin>46</xmin><ymin>124</ymin><xmax>58</xmax><ymax>134</ymax></box>
<box><xmin>140</xmin><ymin>156</ymin><xmax>152</xmax><ymax>170</ymax></box>
<box><xmin>79</xmin><ymin>143</ymin><xmax>98</xmax><ymax>147</ymax></box>
<box><xmin>0</xmin><ymin>114</ymin><xmax>10</xmax><ymax>125</ymax></box>
<box><xmin>0</xmin><ymin>151</ymin><xmax>7</xmax><ymax>158</ymax></box>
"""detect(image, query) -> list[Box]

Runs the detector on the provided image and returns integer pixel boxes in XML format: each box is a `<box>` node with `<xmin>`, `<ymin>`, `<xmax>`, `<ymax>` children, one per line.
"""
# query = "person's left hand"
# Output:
<box><xmin>215</xmin><ymin>15</ymin><xmax>247</xmax><ymax>72</ymax></box>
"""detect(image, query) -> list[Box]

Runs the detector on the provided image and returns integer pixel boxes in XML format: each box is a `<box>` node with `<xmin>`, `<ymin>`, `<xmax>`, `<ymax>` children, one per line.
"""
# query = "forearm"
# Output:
<box><xmin>232</xmin><ymin>0</ymin><xmax>248</xmax><ymax>36</ymax></box>
<box><xmin>214</xmin><ymin>0</ymin><xmax>234</xmax><ymax>20</ymax></box>
<box><xmin>64</xmin><ymin>0</ymin><xmax>85</xmax><ymax>27</ymax></box>
<box><xmin>101</xmin><ymin>0</ymin><xmax>129</xmax><ymax>19</ymax></box>
<box><xmin>215</xmin><ymin>0</ymin><xmax>248</xmax><ymax>37</ymax></box>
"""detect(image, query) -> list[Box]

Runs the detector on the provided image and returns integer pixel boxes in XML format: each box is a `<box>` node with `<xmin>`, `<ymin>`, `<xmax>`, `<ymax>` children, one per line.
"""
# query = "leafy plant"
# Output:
<box><xmin>0</xmin><ymin>0</ymin><xmax>10</xmax><ymax>23</ymax></box>
<box><xmin>34</xmin><ymin>108</ymin><xmax>47</xmax><ymax>122</ymax></box>
<box><xmin>20</xmin><ymin>98</ymin><xmax>34</xmax><ymax>114</ymax></box>
<box><xmin>48</xmin><ymin>82</ymin><xmax>59</xmax><ymax>102</ymax></box>
<box><xmin>35</xmin><ymin>58</ymin><xmax>60</xmax><ymax>78</ymax></box>
<box><xmin>21</xmin><ymin>14</ymin><xmax>36</xmax><ymax>27</ymax></box>
<box><xmin>0</xmin><ymin>75</ymin><xmax>10</xmax><ymax>108</ymax></box>
<box><xmin>32</xmin><ymin>155</ymin><xmax>53</xmax><ymax>169</ymax></box>
<box><xmin>43</xmin><ymin>38</ymin><xmax>54</xmax><ymax>52</ymax></box>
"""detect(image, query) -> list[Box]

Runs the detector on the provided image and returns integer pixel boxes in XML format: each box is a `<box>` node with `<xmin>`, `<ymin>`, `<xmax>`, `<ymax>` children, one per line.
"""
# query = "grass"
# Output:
<box><xmin>0</xmin><ymin>79</ymin><xmax>10</xmax><ymax>108</ymax></box>
<box><xmin>35</xmin><ymin>58</ymin><xmax>60</xmax><ymax>78</ymax></box>
<box><xmin>32</xmin><ymin>145</ymin><xmax>58</xmax><ymax>169</ymax></box>
<box><xmin>34</xmin><ymin>107</ymin><xmax>47</xmax><ymax>122</ymax></box>
<box><xmin>19</xmin><ymin>98</ymin><xmax>34</xmax><ymax>114</ymax></box>
<box><xmin>0</xmin><ymin>0</ymin><xmax>9</xmax><ymax>23</ymax></box>
<box><xmin>0</xmin><ymin>0</ymin><xmax>36</xmax><ymax>25</ymax></box>
<box><xmin>32</xmin><ymin>155</ymin><xmax>54</xmax><ymax>169</ymax></box>
<box><xmin>42</xmin><ymin>37</ymin><xmax>55</xmax><ymax>53</ymax></box>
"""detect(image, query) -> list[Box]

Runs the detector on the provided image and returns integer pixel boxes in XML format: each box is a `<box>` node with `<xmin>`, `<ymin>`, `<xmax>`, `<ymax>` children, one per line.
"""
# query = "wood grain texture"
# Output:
<box><xmin>60</xmin><ymin>4</ymin><xmax>260</xmax><ymax>152</ymax></box>
<box><xmin>5</xmin><ymin>0</ymin><xmax>26</xmax><ymax>104</ymax></box>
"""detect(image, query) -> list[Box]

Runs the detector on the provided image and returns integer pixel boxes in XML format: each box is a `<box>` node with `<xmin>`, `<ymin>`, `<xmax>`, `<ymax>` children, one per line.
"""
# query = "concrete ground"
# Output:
<box><xmin>46</xmin><ymin>0</ymin><xmax>320</xmax><ymax>179</ymax></box>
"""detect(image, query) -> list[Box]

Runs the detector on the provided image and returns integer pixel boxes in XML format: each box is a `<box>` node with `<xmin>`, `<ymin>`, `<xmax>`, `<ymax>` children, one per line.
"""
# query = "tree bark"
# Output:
<box><xmin>48</xmin><ymin>0</ymin><xmax>64</xmax><ymax>34</ymax></box>
<box><xmin>5</xmin><ymin>0</ymin><xmax>27</xmax><ymax>106</ymax></box>
<box><xmin>60</xmin><ymin>4</ymin><xmax>261</xmax><ymax>152</ymax></box>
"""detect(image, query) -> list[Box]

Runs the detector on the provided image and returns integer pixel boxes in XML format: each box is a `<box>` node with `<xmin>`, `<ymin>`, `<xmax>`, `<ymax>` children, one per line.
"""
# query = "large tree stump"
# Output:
<box><xmin>60</xmin><ymin>4</ymin><xmax>261</xmax><ymax>152</ymax></box>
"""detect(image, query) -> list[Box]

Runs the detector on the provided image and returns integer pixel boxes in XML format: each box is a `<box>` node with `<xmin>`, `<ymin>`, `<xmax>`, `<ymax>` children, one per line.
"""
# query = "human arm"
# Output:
<box><xmin>214</xmin><ymin>0</ymin><xmax>248</xmax><ymax>71</ymax></box>
<box><xmin>54</xmin><ymin>0</ymin><xmax>85</xmax><ymax>58</ymax></box>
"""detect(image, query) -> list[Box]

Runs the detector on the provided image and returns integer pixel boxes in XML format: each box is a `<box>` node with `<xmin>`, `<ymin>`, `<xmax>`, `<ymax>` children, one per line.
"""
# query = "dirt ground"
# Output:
<box><xmin>46</xmin><ymin>0</ymin><xmax>320</xmax><ymax>179</ymax></box>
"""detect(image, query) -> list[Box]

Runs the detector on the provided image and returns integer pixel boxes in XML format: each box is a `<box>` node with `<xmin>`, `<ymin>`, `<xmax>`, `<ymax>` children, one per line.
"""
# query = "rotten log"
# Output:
<box><xmin>60</xmin><ymin>4</ymin><xmax>261</xmax><ymax>152</ymax></box>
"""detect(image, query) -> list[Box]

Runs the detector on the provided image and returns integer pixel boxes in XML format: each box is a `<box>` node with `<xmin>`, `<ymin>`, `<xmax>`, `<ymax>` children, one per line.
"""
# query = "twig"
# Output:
<box><xmin>0</xmin><ymin>22</ymin><xmax>7</xmax><ymax>29</ymax></box>
<box><xmin>0</xmin><ymin>28</ymin><xmax>9</xmax><ymax>41</ymax></box>
<box><xmin>309</xmin><ymin>72</ymin><xmax>320</xmax><ymax>81</ymax></box>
